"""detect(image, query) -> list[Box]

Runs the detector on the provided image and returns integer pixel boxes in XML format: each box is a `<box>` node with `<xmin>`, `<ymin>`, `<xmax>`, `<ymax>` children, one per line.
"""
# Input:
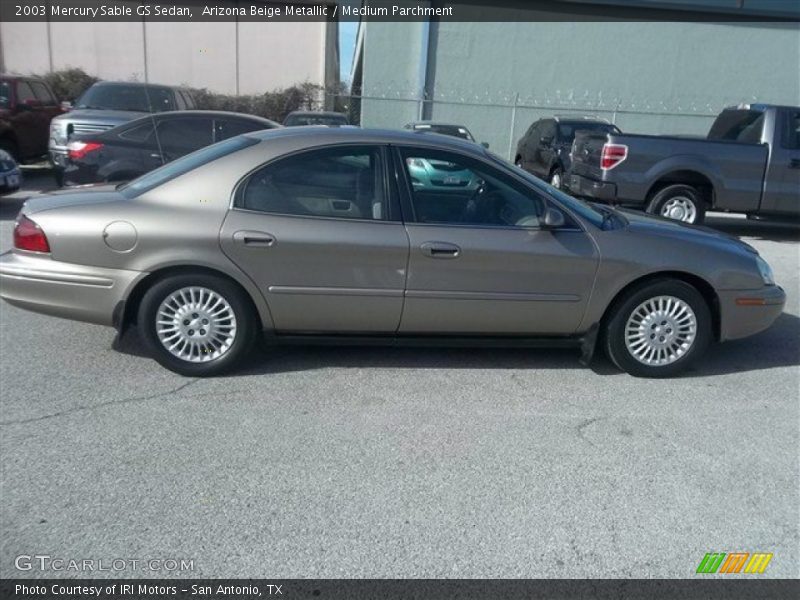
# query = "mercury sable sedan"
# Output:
<box><xmin>0</xmin><ymin>128</ymin><xmax>785</xmax><ymax>377</ymax></box>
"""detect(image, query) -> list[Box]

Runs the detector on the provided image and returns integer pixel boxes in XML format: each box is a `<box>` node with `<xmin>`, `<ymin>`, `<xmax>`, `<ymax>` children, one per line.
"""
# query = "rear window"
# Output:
<box><xmin>708</xmin><ymin>109</ymin><xmax>765</xmax><ymax>143</ymax></box>
<box><xmin>119</xmin><ymin>135</ymin><xmax>258</xmax><ymax>198</ymax></box>
<box><xmin>558</xmin><ymin>122</ymin><xmax>620</xmax><ymax>143</ymax></box>
<box><xmin>75</xmin><ymin>84</ymin><xmax>175</xmax><ymax>113</ymax></box>
<box><xmin>412</xmin><ymin>124</ymin><xmax>474</xmax><ymax>141</ymax></box>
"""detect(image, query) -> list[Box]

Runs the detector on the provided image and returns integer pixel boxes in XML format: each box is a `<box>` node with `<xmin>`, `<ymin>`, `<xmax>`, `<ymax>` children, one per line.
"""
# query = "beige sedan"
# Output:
<box><xmin>0</xmin><ymin>128</ymin><xmax>785</xmax><ymax>377</ymax></box>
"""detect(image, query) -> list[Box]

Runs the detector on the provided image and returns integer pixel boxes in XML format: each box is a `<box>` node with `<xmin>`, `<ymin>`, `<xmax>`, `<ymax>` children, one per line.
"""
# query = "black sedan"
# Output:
<box><xmin>63</xmin><ymin>110</ymin><xmax>280</xmax><ymax>186</ymax></box>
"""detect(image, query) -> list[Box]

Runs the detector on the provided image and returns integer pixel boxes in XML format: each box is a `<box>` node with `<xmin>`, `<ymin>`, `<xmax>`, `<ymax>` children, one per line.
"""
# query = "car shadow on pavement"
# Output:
<box><xmin>114</xmin><ymin>312</ymin><xmax>799</xmax><ymax>378</ymax></box>
<box><xmin>705</xmin><ymin>216</ymin><xmax>800</xmax><ymax>243</ymax></box>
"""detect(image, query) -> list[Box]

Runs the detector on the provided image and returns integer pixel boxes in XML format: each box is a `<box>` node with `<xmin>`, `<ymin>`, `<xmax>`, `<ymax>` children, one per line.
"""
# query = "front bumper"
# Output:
<box><xmin>718</xmin><ymin>285</ymin><xmax>786</xmax><ymax>341</ymax></box>
<box><xmin>49</xmin><ymin>143</ymin><xmax>67</xmax><ymax>169</ymax></box>
<box><xmin>0</xmin><ymin>168</ymin><xmax>21</xmax><ymax>191</ymax></box>
<box><xmin>0</xmin><ymin>250</ymin><xmax>144</xmax><ymax>326</ymax></box>
<box><xmin>568</xmin><ymin>173</ymin><xmax>617</xmax><ymax>202</ymax></box>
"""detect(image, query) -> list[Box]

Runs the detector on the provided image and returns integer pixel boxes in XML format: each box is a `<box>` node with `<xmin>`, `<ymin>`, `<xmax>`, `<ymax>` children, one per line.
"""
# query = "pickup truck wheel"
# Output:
<box><xmin>604</xmin><ymin>279</ymin><xmax>711</xmax><ymax>378</ymax></box>
<box><xmin>648</xmin><ymin>184</ymin><xmax>706</xmax><ymax>225</ymax></box>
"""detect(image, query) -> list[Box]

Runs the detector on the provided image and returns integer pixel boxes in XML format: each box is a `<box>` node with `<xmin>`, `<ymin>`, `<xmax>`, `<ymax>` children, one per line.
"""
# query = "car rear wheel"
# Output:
<box><xmin>647</xmin><ymin>184</ymin><xmax>706</xmax><ymax>225</ymax></box>
<box><xmin>604</xmin><ymin>279</ymin><xmax>712</xmax><ymax>378</ymax></box>
<box><xmin>137</xmin><ymin>274</ymin><xmax>257</xmax><ymax>376</ymax></box>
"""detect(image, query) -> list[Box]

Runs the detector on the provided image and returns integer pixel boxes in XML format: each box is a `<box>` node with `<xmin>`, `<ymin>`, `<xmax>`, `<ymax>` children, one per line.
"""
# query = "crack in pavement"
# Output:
<box><xmin>0</xmin><ymin>378</ymin><xmax>200</xmax><ymax>427</ymax></box>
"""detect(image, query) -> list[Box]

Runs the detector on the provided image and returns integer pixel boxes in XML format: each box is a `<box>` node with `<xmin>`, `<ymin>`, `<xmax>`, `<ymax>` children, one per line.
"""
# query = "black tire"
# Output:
<box><xmin>0</xmin><ymin>138</ymin><xmax>19</xmax><ymax>162</ymax></box>
<box><xmin>52</xmin><ymin>167</ymin><xmax>65</xmax><ymax>188</ymax></box>
<box><xmin>604</xmin><ymin>279</ymin><xmax>712</xmax><ymax>378</ymax></box>
<box><xmin>647</xmin><ymin>184</ymin><xmax>707</xmax><ymax>225</ymax></box>
<box><xmin>549</xmin><ymin>166</ymin><xmax>564</xmax><ymax>190</ymax></box>
<box><xmin>137</xmin><ymin>273</ymin><xmax>257</xmax><ymax>377</ymax></box>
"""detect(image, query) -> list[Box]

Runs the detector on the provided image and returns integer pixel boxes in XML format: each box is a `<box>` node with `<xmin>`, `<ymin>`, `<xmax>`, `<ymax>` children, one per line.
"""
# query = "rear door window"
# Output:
<box><xmin>781</xmin><ymin>111</ymin><xmax>800</xmax><ymax>150</ymax></box>
<box><xmin>30</xmin><ymin>81</ymin><xmax>56</xmax><ymax>105</ymax></box>
<box><xmin>156</xmin><ymin>117</ymin><xmax>213</xmax><ymax>154</ymax></box>
<box><xmin>16</xmin><ymin>81</ymin><xmax>36</xmax><ymax>104</ymax></box>
<box><xmin>236</xmin><ymin>145</ymin><xmax>390</xmax><ymax>221</ymax></box>
<box><xmin>215</xmin><ymin>118</ymin><xmax>273</xmax><ymax>141</ymax></box>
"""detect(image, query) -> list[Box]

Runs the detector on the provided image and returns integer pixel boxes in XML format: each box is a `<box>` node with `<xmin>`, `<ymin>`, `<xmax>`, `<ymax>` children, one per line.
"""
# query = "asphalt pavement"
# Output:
<box><xmin>1</xmin><ymin>168</ymin><xmax>798</xmax><ymax>578</ymax></box>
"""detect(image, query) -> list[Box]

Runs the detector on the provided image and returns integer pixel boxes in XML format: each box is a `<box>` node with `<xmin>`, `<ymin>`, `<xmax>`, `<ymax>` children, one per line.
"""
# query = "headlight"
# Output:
<box><xmin>755</xmin><ymin>256</ymin><xmax>775</xmax><ymax>286</ymax></box>
<box><xmin>50</xmin><ymin>120</ymin><xmax>67</xmax><ymax>145</ymax></box>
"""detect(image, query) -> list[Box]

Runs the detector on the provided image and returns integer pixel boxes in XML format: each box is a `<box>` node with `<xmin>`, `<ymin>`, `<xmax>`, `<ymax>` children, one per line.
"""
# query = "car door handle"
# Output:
<box><xmin>789</xmin><ymin>159</ymin><xmax>800</xmax><ymax>169</ymax></box>
<box><xmin>233</xmin><ymin>230</ymin><xmax>275</xmax><ymax>247</ymax></box>
<box><xmin>420</xmin><ymin>241</ymin><xmax>460</xmax><ymax>258</ymax></box>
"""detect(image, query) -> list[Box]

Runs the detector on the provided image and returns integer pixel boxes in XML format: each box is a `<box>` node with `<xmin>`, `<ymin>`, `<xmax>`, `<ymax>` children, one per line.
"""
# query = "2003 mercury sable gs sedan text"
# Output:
<box><xmin>0</xmin><ymin>128</ymin><xmax>786</xmax><ymax>377</ymax></box>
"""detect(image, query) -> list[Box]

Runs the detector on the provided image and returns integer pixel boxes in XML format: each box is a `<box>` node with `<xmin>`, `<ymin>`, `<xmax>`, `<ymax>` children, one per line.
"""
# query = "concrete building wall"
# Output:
<box><xmin>0</xmin><ymin>20</ymin><xmax>334</xmax><ymax>94</ymax></box>
<box><xmin>361</xmin><ymin>21</ymin><xmax>800</xmax><ymax>158</ymax></box>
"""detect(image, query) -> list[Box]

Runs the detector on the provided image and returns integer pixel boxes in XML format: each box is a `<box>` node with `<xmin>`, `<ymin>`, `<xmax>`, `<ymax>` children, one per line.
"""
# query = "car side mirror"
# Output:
<box><xmin>480</xmin><ymin>141</ymin><xmax>489</xmax><ymax>149</ymax></box>
<box><xmin>60</xmin><ymin>100</ymin><xmax>73</xmax><ymax>112</ymax></box>
<box><xmin>542</xmin><ymin>207</ymin><xmax>566</xmax><ymax>229</ymax></box>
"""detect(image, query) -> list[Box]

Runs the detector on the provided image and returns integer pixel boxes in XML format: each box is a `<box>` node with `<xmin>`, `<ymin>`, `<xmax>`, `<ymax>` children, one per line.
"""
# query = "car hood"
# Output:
<box><xmin>52</xmin><ymin>109</ymin><xmax>148</xmax><ymax>125</ymax></box>
<box><xmin>619</xmin><ymin>209</ymin><xmax>757</xmax><ymax>255</ymax></box>
<box><xmin>21</xmin><ymin>186</ymin><xmax>123</xmax><ymax>215</ymax></box>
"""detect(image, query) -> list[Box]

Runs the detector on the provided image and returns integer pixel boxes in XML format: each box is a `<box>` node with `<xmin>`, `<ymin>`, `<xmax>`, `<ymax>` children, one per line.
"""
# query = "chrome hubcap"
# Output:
<box><xmin>624</xmin><ymin>295</ymin><xmax>697</xmax><ymax>366</ymax></box>
<box><xmin>156</xmin><ymin>286</ymin><xmax>237</xmax><ymax>363</ymax></box>
<box><xmin>660</xmin><ymin>196</ymin><xmax>697</xmax><ymax>223</ymax></box>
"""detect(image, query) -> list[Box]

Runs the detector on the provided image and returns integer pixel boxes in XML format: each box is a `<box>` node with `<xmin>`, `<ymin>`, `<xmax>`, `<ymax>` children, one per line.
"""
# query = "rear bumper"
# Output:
<box><xmin>718</xmin><ymin>285</ymin><xmax>786</xmax><ymax>341</ymax></box>
<box><xmin>0</xmin><ymin>250</ymin><xmax>144</xmax><ymax>326</ymax></box>
<box><xmin>568</xmin><ymin>173</ymin><xmax>617</xmax><ymax>202</ymax></box>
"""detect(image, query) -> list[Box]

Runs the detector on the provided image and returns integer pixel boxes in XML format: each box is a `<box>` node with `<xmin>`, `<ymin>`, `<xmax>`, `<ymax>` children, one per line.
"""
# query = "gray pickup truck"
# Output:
<box><xmin>568</xmin><ymin>104</ymin><xmax>800</xmax><ymax>224</ymax></box>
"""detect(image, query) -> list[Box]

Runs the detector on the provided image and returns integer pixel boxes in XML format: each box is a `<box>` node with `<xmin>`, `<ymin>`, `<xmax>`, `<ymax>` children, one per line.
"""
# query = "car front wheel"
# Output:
<box><xmin>137</xmin><ymin>274</ymin><xmax>257</xmax><ymax>376</ymax></box>
<box><xmin>604</xmin><ymin>279</ymin><xmax>712</xmax><ymax>377</ymax></box>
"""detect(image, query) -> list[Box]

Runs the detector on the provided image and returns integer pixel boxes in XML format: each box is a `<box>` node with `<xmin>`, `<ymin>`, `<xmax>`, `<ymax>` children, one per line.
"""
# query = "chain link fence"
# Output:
<box><xmin>328</xmin><ymin>84</ymin><xmax>765</xmax><ymax>159</ymax></box>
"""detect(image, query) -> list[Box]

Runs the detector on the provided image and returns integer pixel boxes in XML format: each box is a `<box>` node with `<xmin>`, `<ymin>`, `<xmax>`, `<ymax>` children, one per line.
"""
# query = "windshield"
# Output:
<box><xmin>75</xmin><ymin>84</ymin><xmax>175</xmax><ymax>112</ymax></box>
<box><xmin>488</xmin><ymin>153</ymin><xmax>607</xmax><ymax>228</ymax></box>
<box><xmin>285</xmin><ymin>114</ymin><xmax>348</xmax><ymax>126</ymax></box>
<box><xmin>119</xmin><ymin>136</ymin><xmax>259</xmax><ymax>198</ymax></box>
<box><xmin>558</xmin><ymin>122</ymin><xmax>620</xmax><ymax>143</ymax></box>
<box><xmin>414</xmin><ymin>124</ymin><xmax>474</xmax><ymax>141</ymax></box>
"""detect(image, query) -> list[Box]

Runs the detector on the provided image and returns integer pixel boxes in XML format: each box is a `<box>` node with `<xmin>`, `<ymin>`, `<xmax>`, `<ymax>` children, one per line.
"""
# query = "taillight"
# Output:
<box><xmin>14</xmin><ymin>215</ymin><xmax>50</xmax><ymax>253</ymax></box>
<box><xmin>67</xmin><ymin>140</ymin><xmax>104</xmax><ymax>160</ymax></box>
<box><xmin>600</xmin><ymin>143</ymin><xmax>628</xmax><ymax>170</ymax></box>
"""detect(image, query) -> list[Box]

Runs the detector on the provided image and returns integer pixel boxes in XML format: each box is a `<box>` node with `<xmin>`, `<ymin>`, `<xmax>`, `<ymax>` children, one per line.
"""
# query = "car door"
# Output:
<box><xmin>219</xmin><ymin>144</ymin><xmax>410</xmax><ymax>333</ymax></box>
<box><xmin>29</xmin><ymin>81</ymin><xmax>60</xmax><ymax>156</ymax></box>
<box><xmin>761</xmin><ymin>108</ymin><xmax>800</xmax><ymax>216</ymax></box>
<box><xmin>154</xmin><ymin>116</ymin><xmax>214</xmax><ymax>163</ymax></box>
<box><xmin>395</xmin><ymin>145</ymin><xmax>598</xmax><ymax>335</ymax></box>
<box><xmin>11</xmin><ymin>80</ymin><xmax>42</xmax><ymax>159</ymax></box>
<box><xmin>533</xmin><ymin>120</ymin><xmax>557</xmax><ymax>178</ymax></box>
<box><xmin>519</xmin><ymin>121</ymin><xmax>540</xmax><ymax>170</ymax></box>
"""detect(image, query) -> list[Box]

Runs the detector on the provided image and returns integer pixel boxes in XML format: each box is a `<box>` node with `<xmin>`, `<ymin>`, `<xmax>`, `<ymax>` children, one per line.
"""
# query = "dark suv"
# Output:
<box><xmin>515</xmin><ymin>116</ymin><xmax>620</xmax><ymax>189</ymax></box>
<box><xmin>49</xmin><ymin>81</ymin><xmax>196</xmax><ymax>184</ymax></box>
<box><xmin>0</xmin><ymin>74</ymin><xmax>63</xmax><ymax>162</ymax></box>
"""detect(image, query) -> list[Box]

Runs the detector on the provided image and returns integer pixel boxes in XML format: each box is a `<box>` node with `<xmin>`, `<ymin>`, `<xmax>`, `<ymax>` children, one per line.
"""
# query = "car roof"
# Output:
<box><xmin>286</xmin><ymin>111</ymin><xmax>347</xmax><ymax>118</ymax></box>
<box><xmin>406</xmin><ymin>121</ymin><xmax>471</xmax><ymax>129</ymax></box>
<box><xmin>127</xmin><ymin>110</ymin><xmax>280</xmax><ymax>124</ymax></box>
<box><xmin>90</xmin><ymin>80</ymin><xmax>186</xmax><ymax>91</ymax></box>
<box><xmin>0</xmin><ymin>73</ymin><xmax>45</xmax><ymax>82</ymax></box>
<box><xmin>245</xmin><ymin>126</ymin><xmax>486</xmax><ymax>154</ymax></box>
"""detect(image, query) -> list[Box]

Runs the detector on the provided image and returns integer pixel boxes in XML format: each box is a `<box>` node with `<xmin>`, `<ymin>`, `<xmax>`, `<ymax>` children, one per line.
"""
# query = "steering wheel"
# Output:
<box><xmin>458</xmin><ymin>179</ymin><xmax>488</xmax><ymax>223</ymax></box>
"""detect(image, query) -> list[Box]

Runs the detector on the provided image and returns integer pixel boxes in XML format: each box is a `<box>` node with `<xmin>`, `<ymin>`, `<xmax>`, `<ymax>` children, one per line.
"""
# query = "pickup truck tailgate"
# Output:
<box><xmin>570</xmin><ymin>130</ymin><xmax>606</xmax><ymax>179</ymax></box>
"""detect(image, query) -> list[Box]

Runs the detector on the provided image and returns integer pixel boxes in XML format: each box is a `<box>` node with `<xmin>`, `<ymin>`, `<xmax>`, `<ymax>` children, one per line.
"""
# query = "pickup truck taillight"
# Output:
<box><xmin>67</xmin><ymin>141</ymin><xmax>104</xmax><ymax>160</ymax></box>
<box><xmin>14</xmin><ymin>215</ymin><xmax>50</xmax><ymax>253</ymax></box>
<box><xmin>600</xmin><ymin>143</ymin><xmax>628</xmax><ymax>170</ymax></box>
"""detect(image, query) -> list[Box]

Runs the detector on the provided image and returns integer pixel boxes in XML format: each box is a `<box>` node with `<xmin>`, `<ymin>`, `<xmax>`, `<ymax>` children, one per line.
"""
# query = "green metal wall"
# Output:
<box><xmin>361</xmin><ymin>21</ymin><xmax>800</xmax><ymax>158</ymax></box>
